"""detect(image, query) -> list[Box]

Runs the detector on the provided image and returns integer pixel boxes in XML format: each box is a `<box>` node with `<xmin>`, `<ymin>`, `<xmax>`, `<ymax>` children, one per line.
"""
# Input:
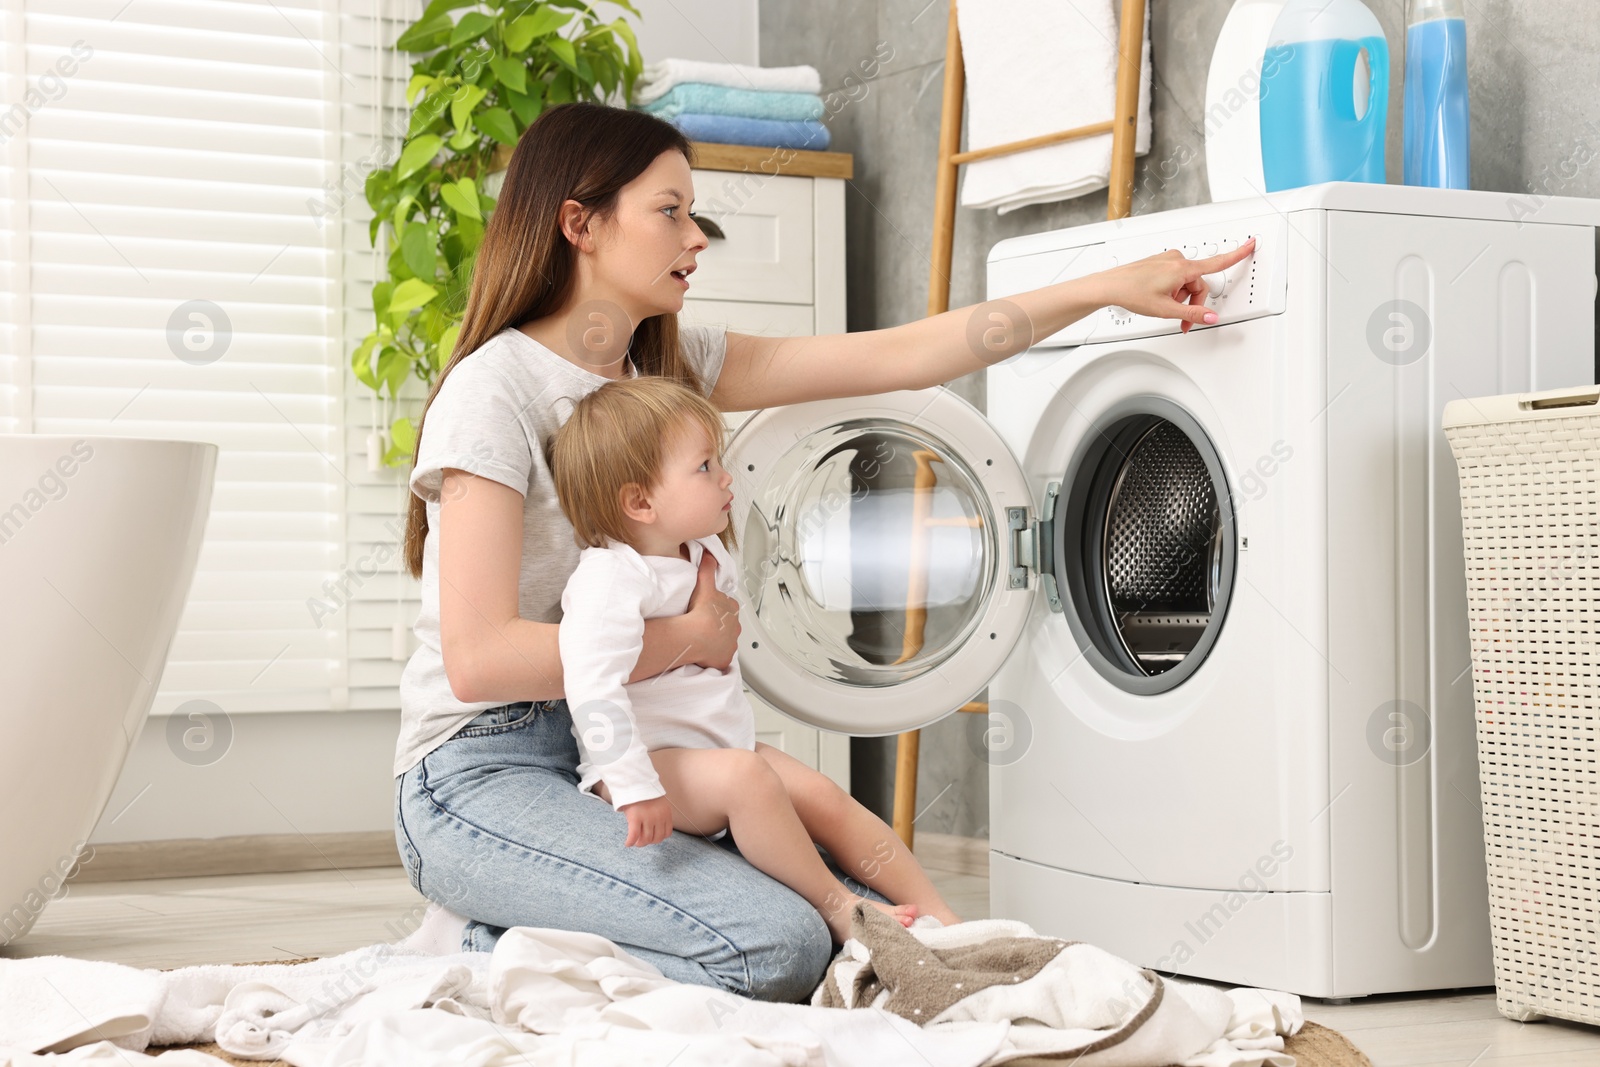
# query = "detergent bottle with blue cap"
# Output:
<box><xmin>1258</xmin><ymin>0</ymin><xmax>1391</xmax><ymax>191</ymax></box>
<box><xmin>1403</xmin><ymin>0</ymin><xmax>1470</xmax><ymax>188</ymax></box>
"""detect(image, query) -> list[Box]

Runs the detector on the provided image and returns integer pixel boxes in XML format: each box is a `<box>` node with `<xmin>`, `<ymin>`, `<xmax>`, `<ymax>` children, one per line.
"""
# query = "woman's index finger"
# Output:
<box><xmin>1197</xmin><ymin>236</ymin><xmax>1257</xmax><ymax>272</ymax></box>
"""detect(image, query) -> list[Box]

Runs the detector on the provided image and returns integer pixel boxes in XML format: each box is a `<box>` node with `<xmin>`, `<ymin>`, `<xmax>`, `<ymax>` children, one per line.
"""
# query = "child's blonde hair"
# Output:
<box><xmin>548</xmin><ymin>376</ymin><xmax>736</xmax><ymax>552</ymax></box>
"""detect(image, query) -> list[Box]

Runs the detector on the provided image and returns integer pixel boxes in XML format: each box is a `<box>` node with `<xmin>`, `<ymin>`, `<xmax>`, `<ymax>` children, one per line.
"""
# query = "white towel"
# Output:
<box><xmin>0</xmin><ymin>942</ymin><xmax>491</xmax><ymax>1057</ymax></box>
<box><xmin>214</xmin><ymin>959</ymin><xmax>484</xmax><ymax>1058</ymax></box>
<box><xmin>0</xmin><ymin>954</ymin><xmax>165</xmax><ymax>1054</ymax></box>
<box><xmin>956</xmin><ymin>0</ymin><xmax>1153</xmax><ymax>213</ymax></box>
<box><xmin>633</xmin><ymin>59</ymin><xmax>821</xmax><ymax>105</ymax></box>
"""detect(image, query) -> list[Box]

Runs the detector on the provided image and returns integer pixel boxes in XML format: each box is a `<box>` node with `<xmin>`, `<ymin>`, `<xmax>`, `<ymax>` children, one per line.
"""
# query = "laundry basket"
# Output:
<box><xmin>1444</xmin><ymin>383</ymin><xmax>1600</xmax><ymax>1025</ymax></box>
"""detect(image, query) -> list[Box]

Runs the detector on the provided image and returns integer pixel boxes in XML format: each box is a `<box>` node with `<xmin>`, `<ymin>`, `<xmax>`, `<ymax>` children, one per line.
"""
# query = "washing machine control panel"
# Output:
<box><xmin>992</xmin><ymin>214</ymin><xmax>1290</xmax><ymax>348</ymax></box>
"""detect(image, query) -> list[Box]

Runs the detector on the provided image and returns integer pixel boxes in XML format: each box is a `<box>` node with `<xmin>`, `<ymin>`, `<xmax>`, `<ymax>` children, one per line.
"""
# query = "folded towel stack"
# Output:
<box><xmin>632</xmin><ymin>58</ymin><xmax>831</xmax><ymax>152</ymax></box>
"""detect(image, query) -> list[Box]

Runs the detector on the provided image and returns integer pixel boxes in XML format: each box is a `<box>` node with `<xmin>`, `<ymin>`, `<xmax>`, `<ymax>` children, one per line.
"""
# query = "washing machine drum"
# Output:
<box><xmin>1059</xmin><ymin>403</ymin><xmax>1236</xmax><ymax>693</ymax></box>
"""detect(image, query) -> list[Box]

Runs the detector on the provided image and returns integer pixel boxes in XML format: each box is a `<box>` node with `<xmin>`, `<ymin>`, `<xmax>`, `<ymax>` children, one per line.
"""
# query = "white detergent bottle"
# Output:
<box><xmin>1204</xmin><ymin>0</ymin><xmax>1288</xmax><ymax>203</ymax></box>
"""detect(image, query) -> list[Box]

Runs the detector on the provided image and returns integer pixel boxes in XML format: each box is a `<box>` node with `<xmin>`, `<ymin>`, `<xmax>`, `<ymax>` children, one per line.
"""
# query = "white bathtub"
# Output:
<box><xmin>0</xmin><ymin>435</ymin><xmax>216</xmax><ymax>945</ymax></box>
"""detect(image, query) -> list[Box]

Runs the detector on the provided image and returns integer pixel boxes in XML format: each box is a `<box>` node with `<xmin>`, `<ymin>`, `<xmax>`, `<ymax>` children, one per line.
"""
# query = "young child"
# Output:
<box><xmin>547</xmin><ymin>375</ymin><xmax>962</xmax><ymax>943</ymax></box>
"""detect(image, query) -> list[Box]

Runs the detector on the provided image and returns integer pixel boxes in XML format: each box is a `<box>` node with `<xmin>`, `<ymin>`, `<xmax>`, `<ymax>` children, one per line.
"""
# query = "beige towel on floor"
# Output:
<box><xmin>814</xmin><ymin>903</ymin><xmax>1297</xmax><ymax>1067</ymax></box>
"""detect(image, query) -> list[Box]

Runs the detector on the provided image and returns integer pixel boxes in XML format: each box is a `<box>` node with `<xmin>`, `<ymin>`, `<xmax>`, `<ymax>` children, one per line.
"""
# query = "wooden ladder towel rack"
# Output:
<box><xmin>891</xmin><ymin>0</ymin><xmax>1149</xmax><ymax>852</ymax></box>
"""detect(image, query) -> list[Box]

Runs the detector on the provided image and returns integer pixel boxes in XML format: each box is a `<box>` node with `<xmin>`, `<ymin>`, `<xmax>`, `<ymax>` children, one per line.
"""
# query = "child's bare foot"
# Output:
<box><xmin>824</xmin><ymin>898</ymin><xmax>918</xmax><ymax>942</ymax></box>
<box><xmin>869</xmin><ymin>899</ymin><xmax>919</xmax><ymax>928</ymax></box>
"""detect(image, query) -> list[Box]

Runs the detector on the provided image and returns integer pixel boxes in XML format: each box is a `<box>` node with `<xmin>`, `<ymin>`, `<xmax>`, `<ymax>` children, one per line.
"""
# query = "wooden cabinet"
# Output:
<box><xmin>677</xmin><ymin>145</ymin><xmax>853</xmax><ymax>792</ymax></box>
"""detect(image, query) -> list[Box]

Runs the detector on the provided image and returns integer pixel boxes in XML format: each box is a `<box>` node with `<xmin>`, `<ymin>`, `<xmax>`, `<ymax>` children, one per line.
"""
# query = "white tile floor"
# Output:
<box><xmin>10</xmin><ymin>859</ymin><xmax>1600</xmax><ymax>1066</ymax></box>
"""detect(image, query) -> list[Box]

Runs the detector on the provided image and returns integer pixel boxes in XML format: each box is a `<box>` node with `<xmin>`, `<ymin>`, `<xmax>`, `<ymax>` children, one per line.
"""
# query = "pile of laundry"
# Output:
<box><xmin>0</xmin><ymin>904</ymin><xmax>1301</xmax><ymax>1066</ymax></box>
<box><xmin>631</xmin><ymin>59</ymin><xmax>831</xmax><ymax>151</ymax></box>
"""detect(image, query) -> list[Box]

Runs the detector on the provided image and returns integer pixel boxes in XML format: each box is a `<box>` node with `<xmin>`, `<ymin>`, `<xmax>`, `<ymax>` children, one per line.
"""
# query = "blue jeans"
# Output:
<box><xmin>393</xmin><ymin>699</ymin><xmax>887</xmax><ymax>1003</ymax></box>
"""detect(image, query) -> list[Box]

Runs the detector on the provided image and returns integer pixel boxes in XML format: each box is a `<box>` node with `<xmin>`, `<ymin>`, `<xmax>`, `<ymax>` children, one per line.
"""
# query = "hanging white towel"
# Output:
<box><xmin>956</xmin><ymin>0</ymin><xmax>1153</xmax><ymax>214</ymax></box>
<box><xmin>633</xmin><ymin>59</ymin><xmax>821</xmax><ymax>105</ymax></box>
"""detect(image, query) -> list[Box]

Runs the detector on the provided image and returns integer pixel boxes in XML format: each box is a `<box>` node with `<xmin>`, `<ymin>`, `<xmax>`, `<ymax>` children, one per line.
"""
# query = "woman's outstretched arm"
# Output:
<box><xmin>709</xmin><ymin>239</ymin><xmax>1256</xmax><ymax>412</ymax></box>
<box><xmin>436</xmin><ymin>470</ymin><xmax>739</xmax><ymax>703</ymax></box>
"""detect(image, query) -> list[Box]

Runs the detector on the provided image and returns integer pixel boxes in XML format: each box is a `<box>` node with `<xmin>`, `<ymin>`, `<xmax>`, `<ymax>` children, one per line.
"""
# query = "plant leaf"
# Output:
<box><xmin>475</xmin><ymin>106</ymin><xmax>518</xmax><ymax>146</ymax></box>
<box><xmin>549</xmin><ymin>69</ymin><xmax>574</xmax><ymax>104</ymax></box>
<box><xmin>546</xmin><ymin>36</ymin><xmax>577</xmax><ymax>73</ymax></box>
<box><xmin>405</xmin><ymin>74</ymin><xmax>435</xmax><ymax>105</ymax></box>
<box><xmin>609</xmin><ymin>15</ymin><xmax>639</xmax><ymax>64</ymax></box>
<box><xmin>399</xmin><ymin>221</ymin><xmax>437</xmax><ymax>281</ymax></box>
<box><xmin>420</xmin><ymin>0</ymin><xmax>476</xmax><ymax>21</ymax></box>
<box><xmin>447</xmin><ymin>126</ymin><xmax>478</xmax><ymax>151</ymax></box>
<box><xmin>439</xmin><ymin>178</ymin><xmax>482</xmax><ymax>220</ymax></box>
<box><xmin>389</xmin><ymin>278</ymin><xmax>438</xmax><ymax>316</ymax></box>
<box><xmin>351</xmin><ymin>334</ymin><xmax>379</xmax><ymax>390</ymax></box>
<box><xmin>448</xmin><ymin>11</ymin><xmax>496</xmax><ymax>49</ymax></box>
<box><xmin>391</xmin><ymin>194</ymin><xmax>416</xmax><ymax>234</ymax></box>
<box><xmin>489</xmin><ymin>54</ymin><xmax>527</xmax><ymax>94</ymax></box>
<box><xmin>506</xmin><ymin>7</ymin><xmax>573</xmax><ymax>52</ymax></box>
<box><xmin>506</xmin><ymin>83</ymin><xmax>544</xmax><ymax>125</ymax></box>
<box><xmin>379</xmin><ymin>348</ymin><xmax>411</xmax><ymax>396</ymax></box>
<box><xmin>371</xmin><ymin>280</ymin><xmax>394</xmax><ymax>320</ymax></box>
<box><xmin>449</xmin><ymin>83</ymin><xmax>486</xmax><ymax>135</ymax></box>
<box><xmin>390</xmin><ymin>415</ymin><xmax>417</xmax><ymax>453</ymax></box>
<box><xmin>436</xmin><ymin>323</ymin><xmax>461</xmax><ymax>370</ymax></box>
<box><xmin>396</xmin><ymin>12</ymin><xmax>453</xmax><ymax>52</ymax></box>
<box><xmin>375</xmin><ymin>346</ymin><xmax>406</xmax><ymax>396</ymax></box>
<box><xmin>396</xmin><ymin>134</ymin><xmax>442</xmax><ymax>180</ymax></box>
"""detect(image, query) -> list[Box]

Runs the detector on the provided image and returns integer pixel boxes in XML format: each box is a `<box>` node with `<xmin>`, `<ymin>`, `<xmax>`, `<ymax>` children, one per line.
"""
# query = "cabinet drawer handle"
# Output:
<box><xmin>696</xmin><ymin>215</ymin><xmax>726</xmax><ymax>240</ymax></box>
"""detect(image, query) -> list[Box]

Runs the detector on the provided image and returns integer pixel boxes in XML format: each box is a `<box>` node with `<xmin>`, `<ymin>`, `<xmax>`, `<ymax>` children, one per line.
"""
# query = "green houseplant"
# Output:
<box><xmin>353</xmin><ymin>0</ymin><xmax>644</xmax><ymax>466</ymax></box>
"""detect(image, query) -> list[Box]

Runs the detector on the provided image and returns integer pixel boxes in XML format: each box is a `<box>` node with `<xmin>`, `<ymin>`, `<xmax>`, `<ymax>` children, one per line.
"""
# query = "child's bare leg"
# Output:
<box><xmin>754</xmin><ymin>742</ymin><xmax>962</xmax><ymax>927</ymax></box>
<box><xmin>646</xmin><ymin>747</ymin><xmax>915</xmax><ymax>942</ymax></box>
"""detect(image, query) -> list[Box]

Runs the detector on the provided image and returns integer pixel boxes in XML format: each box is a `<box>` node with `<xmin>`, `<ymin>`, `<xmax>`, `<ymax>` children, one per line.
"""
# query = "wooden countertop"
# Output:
<box><xmin>688</xmin><ymin>141</ymin><xmax>853</xmax><ymax>180</ymax></box>
<box><xmin>490</xmin><ymin>139</ymin><xmax>852</xmax><ymax>181</ymax></box>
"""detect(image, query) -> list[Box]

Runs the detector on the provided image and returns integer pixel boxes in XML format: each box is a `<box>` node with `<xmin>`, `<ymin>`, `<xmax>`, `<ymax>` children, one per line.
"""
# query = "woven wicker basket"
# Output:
<box><xmin>1445</xmin><ymin>384</ymin><xmax>1600</xmax><ymax>1025</ymax></box>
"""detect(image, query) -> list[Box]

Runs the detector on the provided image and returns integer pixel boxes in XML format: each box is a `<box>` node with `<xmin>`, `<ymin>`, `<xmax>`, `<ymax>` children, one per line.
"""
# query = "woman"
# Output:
<box><xmin>392</xmin><ymin>101</ymin><xmax>1255</xmax><ymax>1003</ymax></box>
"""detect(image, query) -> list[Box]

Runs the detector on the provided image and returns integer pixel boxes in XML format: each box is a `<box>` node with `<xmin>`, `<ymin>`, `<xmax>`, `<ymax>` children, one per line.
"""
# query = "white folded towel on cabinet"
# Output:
<box><xmin>956</xmin><ymin>0</ymin><xmax>1153</xmax><ymax>213</ymax></box>
<box><xmin>633</xmin><ymin>58</ymin><xmax>822</xmax><ymax>105</ymax></box>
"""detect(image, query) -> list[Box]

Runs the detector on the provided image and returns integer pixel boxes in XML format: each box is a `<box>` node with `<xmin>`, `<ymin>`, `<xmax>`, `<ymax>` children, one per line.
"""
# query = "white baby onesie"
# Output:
<box><xmin>558</xmin><ymin>534</ymin><xmax>754</xmax><ymax>810</ymax></box>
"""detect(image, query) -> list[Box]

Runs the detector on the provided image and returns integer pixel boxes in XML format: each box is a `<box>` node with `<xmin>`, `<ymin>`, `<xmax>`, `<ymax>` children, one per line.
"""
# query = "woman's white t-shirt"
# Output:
<box><xmin>394</xmin><ymin>323</ymin><xmax>729</xmax><ymax>778</ymax></box>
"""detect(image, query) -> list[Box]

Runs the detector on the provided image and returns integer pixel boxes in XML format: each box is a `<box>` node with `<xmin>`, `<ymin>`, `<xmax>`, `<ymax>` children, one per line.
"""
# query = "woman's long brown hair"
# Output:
<box><xmin>403</xmin><ymin>102</ymin><xmax>702</xmax><ymax>579</ymax></box>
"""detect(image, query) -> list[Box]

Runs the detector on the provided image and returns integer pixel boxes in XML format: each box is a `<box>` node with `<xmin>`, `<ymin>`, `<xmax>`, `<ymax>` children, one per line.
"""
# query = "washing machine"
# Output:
<box><xmin>724</xmin><ymin>181</ymin><xmax>1600</xmax><ymax>998</ymax></box>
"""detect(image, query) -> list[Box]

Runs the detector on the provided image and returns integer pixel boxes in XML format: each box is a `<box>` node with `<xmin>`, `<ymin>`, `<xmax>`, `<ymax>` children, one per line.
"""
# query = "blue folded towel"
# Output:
<box><xmin>636</xmin><ymin>82</ymin><xmax>825</xmax><ymax>122</ymax></box>
<box><xmin>668</xmin><ymin>112</ymin><xmax>831</xmax><ymax>151</ymax></box>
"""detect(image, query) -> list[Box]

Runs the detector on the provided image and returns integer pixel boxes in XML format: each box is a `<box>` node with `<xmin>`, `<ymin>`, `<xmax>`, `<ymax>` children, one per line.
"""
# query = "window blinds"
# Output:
<box><xmin>1</xmin><ymin>1</ymin><xmax>27</xmax><ymax>435</ymax></box>
<box><xmin>336</xmin><ymin>0</ymin><xmax>424</xmax><ymax>713</ymax></box>
<box><xmin>2</xmin><ymin>0</ymin><xmax>423</xmax><ymax>717</ymax></box>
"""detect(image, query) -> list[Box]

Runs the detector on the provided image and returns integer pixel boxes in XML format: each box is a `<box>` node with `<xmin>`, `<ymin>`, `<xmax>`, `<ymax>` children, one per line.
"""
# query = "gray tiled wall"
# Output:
<box><xmin>760</xmin><ymin>0</ymin><xmax>1600</xmax><ymax>839</ymax></box>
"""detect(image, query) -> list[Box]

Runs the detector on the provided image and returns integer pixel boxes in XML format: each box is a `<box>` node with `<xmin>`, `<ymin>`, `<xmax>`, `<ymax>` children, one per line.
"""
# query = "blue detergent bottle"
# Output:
<box><xmin>1259</xmin><ymin>0</ymin><xmax>1391</xmax><ymax>191</ymax></box>
<box><xmin>1403</xmin><ymin>0</ymin><xmax>1470</xmax><ymax>187</ymax></box>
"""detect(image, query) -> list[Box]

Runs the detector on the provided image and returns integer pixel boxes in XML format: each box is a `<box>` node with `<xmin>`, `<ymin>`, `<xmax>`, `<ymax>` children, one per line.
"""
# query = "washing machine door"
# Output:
<box><xmin>725</xmin><ymin>387</ymin><xmax>1035</xmax><ymax>735</ymax></box>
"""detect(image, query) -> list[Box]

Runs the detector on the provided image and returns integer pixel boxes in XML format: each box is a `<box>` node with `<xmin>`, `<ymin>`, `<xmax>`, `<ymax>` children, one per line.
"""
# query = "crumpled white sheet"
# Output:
<box><xmin>0</xmin><ymin>924</ymin><xmax>1302</xmax><ymax>1067</ymax></box>
<box><xmin>288</xmin><ymin>927</ymin><xmax>1007</xmax><ymax>1067</ymax></box>
<box><xmin>815</xmin><ymin>916</ymin><xmax>1301</xmax><ymax>1067</ymax></box>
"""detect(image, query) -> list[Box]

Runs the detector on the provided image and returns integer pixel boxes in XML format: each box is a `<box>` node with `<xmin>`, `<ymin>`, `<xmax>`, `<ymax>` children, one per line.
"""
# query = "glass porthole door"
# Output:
<box><xmin>725</xmin><ymin>388</ymin><xmax>1036</xmax><ymax>735</ymax></box>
